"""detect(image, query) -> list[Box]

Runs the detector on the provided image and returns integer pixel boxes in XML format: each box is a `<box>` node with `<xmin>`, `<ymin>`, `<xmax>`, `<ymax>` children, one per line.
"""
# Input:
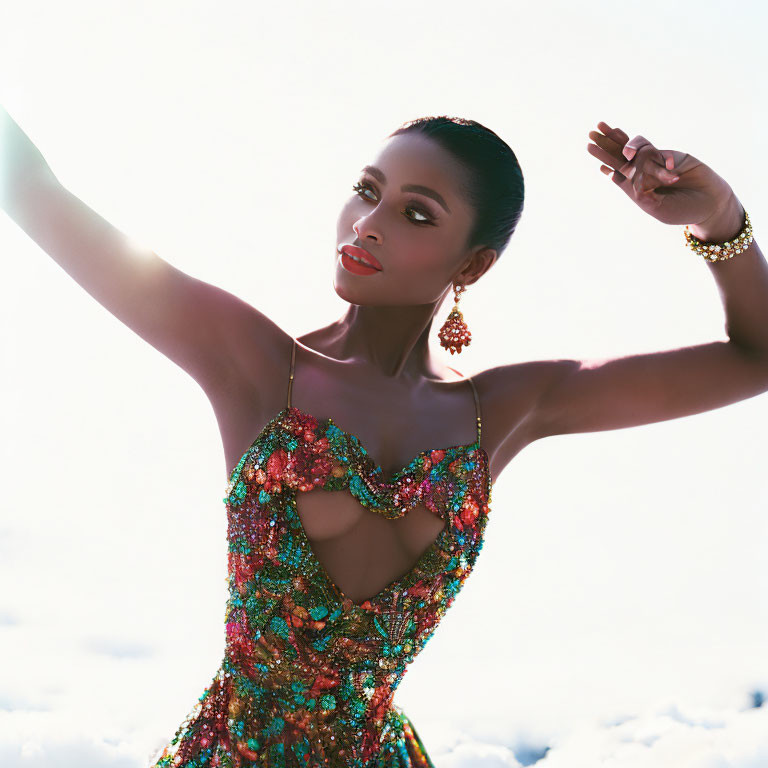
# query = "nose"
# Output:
<box><xmin>353</xmin><ymin>220</ymin><xmax>381</xmax><ymax>244</ymax></box>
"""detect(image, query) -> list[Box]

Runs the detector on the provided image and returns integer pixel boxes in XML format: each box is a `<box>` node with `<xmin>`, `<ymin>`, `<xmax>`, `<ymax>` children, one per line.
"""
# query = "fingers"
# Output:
<box><xmin>587</xmin><ymin>122</ymin><xmax>633</xmax><ymax>186</ymax></box>
<box><xmin>601</xmin><ymin>162</ymin><xmax>628</xmax><ymax>186</ymax></box>
<box><xmin>619</xmin><ymin>153</ymin><xmax>678</xmax><ymax>186</ymax></box>
<box><xmin>615</xmin><ymin>166</ymin><xmax>664</xmax><ymax>208</ymax></box>
<box><xmin>621</xmin><ymin>134</ymin><xmax>653</xmax><ymax>162</ymax></box>
<box><xmin>659</xmin><ymin>149</ymin><xmax>676</xmax><ymax>171</ymax></box>
<box><xmin>587</xmin><ymin>122</ymin><xmax>632</xmax><ymax>175</ymax></box>
<box><xmin>588</xmin><ymin>124</ymin><xmax>627</xmax><ymax>164</ymax></box>
<box><xmin>588</xmin><ymin>124</ymin><xmax>681</xmax><ymax>208</ymax></box>
<box><xmin>597</xmin><ymin>121</ymin><xmax>630</xmax><ymax>146</ymax></box>
<box><xmin>587</xmin><ymin>139</ymin><xmax>624</xmax><ymax>170</ymax></box>
<box><xmin>615</xmin><ymin>134</ymin><xmax>680</xmax><ymax>189</ymax></box>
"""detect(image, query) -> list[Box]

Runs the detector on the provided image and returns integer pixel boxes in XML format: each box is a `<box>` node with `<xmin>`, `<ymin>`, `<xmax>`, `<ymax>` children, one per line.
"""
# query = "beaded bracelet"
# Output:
<box><xmin>684</xmin><ymin>209</ymin><xmax>753</xmax><ymax>262</ymax></box>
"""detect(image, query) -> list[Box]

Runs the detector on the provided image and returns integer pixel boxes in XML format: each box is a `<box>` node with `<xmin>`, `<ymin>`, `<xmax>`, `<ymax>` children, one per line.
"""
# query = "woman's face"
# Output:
<box><xmin>334</xmin><ymin>132</ymin><xmax>492</xmax><ymax>306</ymax></box>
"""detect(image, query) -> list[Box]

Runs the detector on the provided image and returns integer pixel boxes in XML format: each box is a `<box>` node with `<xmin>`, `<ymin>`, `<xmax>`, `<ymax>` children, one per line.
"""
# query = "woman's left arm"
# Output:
<box><xmin>499</xmin><ymin>122</ymin><xmax>768</xmax><ymax>445</ymax></box>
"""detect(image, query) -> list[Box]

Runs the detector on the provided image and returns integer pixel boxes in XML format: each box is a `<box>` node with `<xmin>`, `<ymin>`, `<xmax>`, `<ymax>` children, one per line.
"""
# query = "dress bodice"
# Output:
<box><xmin>148</xmin><ymin>339</ymin><xmax>493</xmax><ymax>767</ymax></box>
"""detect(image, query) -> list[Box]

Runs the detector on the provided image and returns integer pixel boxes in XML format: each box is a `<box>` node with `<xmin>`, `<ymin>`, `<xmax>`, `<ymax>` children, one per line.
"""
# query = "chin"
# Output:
<box><xmin>333</xmin><ymin>276</ymin><xmax>383</xmax><ymax>306</ymax></box>
<box><xmin>332</xmin><ymin>275</ymin><xmax>357</xmax><ymax>304</ymax></box>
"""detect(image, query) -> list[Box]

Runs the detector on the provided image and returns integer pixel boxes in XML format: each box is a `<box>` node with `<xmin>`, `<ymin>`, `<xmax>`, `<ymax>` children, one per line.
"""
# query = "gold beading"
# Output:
<box><xmin>684</xmin><ymin>209</ymin><xmax>753</xmax><ymax>262</ymax></box>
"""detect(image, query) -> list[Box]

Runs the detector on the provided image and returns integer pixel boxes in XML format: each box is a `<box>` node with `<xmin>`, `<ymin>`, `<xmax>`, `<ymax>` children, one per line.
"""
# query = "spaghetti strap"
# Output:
<box><xmin>466</xmin><ymin>375</ymin><xmax>482</xmax><ymax>447</ymax></box>
<box><xmin>287</xmin><ymin>337</ymin><xmax>297</xmax><ymax>409</ymax></box>
<box><xmin>446</xmin><ymin>365</ymin><xmax>483</xmax><ymax>447</ymax></box>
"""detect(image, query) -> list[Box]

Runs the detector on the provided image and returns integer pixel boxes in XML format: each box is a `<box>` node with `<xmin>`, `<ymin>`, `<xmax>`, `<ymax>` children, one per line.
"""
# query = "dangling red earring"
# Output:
<box><xmin>438</xmin><ymin>283</ymin><xmax>471</xmax><ymax>355</ymax></box>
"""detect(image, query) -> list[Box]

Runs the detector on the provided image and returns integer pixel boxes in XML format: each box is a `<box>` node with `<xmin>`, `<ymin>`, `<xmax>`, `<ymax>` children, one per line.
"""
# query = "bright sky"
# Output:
<box><xmin>1</xmin><ymin>1</ymin><xmax>767</xmax><ymax>766</ymax></box>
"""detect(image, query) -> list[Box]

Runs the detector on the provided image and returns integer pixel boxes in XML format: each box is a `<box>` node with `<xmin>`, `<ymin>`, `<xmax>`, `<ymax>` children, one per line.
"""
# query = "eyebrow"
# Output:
<box><xmin>360</xmin><ymin>165</ymin><xmax>451</xmax><ymax>214</ymax></box>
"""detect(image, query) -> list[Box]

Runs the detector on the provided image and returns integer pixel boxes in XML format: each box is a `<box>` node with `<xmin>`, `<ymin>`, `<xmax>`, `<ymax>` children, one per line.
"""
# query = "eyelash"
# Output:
<box><xmin>351</xmin><ymin>182</ymin><xmax>436</xmax><ymax>226</ymax></box>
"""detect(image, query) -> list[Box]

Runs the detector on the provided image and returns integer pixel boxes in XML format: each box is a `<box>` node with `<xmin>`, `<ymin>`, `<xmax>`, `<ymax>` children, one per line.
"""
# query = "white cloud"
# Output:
<box><xmin>0</xmin><ymin>710</ymin><xmax>144</xmax><ymax>768</ymax></box>
<box><xmin>419</xmin><ymin>700</ymin><xmax>768</xmax><ymax>768</ymax></box>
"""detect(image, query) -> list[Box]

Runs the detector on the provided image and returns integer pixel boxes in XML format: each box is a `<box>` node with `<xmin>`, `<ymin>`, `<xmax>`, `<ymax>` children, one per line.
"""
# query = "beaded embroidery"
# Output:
<box><xmin>148</xmin><ymin>339</ymin><xmax>493</xmax><ymax>768</ymax></box>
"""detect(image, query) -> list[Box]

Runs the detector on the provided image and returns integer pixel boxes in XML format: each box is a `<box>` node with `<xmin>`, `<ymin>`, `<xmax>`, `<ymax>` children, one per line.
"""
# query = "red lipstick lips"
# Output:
<box><xmin>338</xmin><ymin>244</ymin><xmax>383</xmax><ymax>271</ymax></box>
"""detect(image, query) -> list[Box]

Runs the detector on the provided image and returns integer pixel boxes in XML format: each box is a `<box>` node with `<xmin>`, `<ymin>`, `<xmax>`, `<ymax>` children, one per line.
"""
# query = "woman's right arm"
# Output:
<box><xmin>0</xmin><ymin>105</ymin><xmax>288</xmax><ymax>399</ymax></box>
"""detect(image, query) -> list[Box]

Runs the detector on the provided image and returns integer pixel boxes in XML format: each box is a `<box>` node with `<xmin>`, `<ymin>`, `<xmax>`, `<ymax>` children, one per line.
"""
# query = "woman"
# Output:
<box><xmin>2</xmin><ymin>109</ymin><xmax>766</xmax><ymax>767</ymax></box>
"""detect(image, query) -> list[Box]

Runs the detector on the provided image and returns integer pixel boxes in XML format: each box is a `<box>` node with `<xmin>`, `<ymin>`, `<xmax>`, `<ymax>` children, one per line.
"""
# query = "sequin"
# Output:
<box><xmin>148</xmin><ymin>340</ymin><xmax>493</xmax><ymax>768</ymax></box>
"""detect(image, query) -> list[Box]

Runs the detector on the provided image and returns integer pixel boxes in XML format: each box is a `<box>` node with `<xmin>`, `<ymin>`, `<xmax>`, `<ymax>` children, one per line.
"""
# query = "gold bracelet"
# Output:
<box><xmin>683</xmin><ymin>209</ymin><xmax>753</xmax><ymax>262</ymax></box>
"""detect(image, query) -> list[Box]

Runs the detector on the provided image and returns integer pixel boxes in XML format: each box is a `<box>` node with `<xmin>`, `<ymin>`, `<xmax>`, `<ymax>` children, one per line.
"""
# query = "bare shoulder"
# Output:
<box><xmin>470</xmin><ymin>358</ymin><xmax>576</xmax><ymax>482</ymax></box>
<box><xmin>219</xmin><ymin>298</ymin><xmax>295</xmax><ymax>392</ymax></box>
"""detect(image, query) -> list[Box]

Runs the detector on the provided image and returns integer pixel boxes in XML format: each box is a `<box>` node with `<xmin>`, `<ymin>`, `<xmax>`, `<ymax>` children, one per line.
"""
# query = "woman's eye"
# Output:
<box><xmin>352</xmin><ymin>182</ymin><xmax>377</xmax><ymax>202</ymax></box>
<box><xmin>351</xmin><ymin>182</ymin><xmax>434</xmax><ymax>225</ymax></box>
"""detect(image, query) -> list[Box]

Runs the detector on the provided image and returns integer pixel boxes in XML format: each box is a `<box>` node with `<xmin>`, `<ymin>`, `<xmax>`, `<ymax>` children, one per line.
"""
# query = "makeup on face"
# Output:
<box><xmin>338</xmin><ymin>247</ymin><xmax>381</xmax><ymax>276</ymax></box>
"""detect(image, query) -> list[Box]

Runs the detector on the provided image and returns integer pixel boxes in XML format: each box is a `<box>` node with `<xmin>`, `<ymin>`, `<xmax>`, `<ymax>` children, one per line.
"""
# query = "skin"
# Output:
<box><xmin>5</xmin><ymin>103</ymin><xmax>768</xmax><ymax>602</ymax></box>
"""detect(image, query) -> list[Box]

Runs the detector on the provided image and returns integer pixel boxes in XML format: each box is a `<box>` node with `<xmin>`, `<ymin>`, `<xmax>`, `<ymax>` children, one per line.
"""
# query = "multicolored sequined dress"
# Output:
<box><xmin>148</xmin><ymin>338</ymin><xmax>493</xmax><ymax>767</ymax></box>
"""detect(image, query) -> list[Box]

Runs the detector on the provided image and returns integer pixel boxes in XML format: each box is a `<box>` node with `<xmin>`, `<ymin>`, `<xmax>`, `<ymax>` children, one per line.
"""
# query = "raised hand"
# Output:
<box><xmin>587</xmin><ymin>121</ymin><xmax>739</xmax><ymax>236</ymax></box>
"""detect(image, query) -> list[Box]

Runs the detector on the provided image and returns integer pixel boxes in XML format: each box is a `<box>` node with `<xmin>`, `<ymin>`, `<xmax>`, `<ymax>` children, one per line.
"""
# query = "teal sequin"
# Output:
<box><xmin>149</xmin><ymin>405</ymin><xmax>492</xmax><ymax>768</ymax></box>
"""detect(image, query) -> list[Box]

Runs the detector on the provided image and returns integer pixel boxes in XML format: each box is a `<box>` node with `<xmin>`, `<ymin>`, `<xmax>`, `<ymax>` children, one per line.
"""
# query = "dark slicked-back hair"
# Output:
<box><xmin>387</xmin><ymin>115</ymin><xmax>525</xmax><ymax>262</ymax></box>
